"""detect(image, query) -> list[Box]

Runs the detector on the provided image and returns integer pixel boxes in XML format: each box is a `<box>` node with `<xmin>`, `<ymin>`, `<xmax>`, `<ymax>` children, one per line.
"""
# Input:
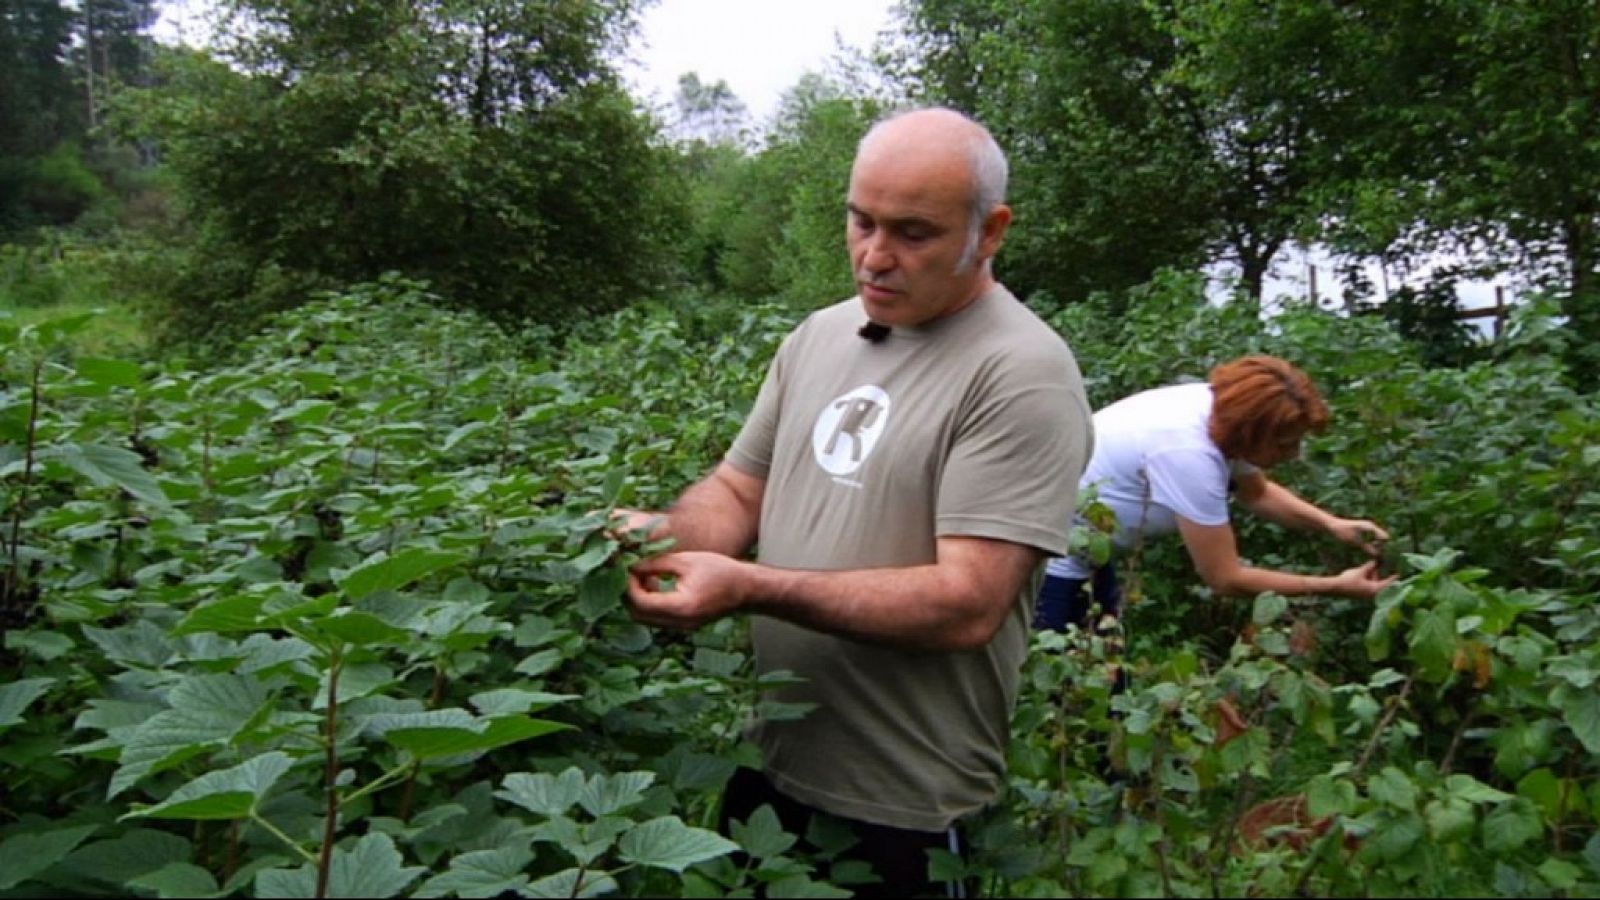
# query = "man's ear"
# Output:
<box><xmin>979</xmin><ymin>204</ymin><xmax>1013</xmax><ymax>261</ymax></box>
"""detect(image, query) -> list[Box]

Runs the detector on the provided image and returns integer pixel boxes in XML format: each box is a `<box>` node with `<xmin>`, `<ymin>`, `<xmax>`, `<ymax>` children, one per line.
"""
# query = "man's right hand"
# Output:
<box><xmin>607</xmin><ymin>508</ymin><xmax>666</xmax><ymax>543</ymax></box>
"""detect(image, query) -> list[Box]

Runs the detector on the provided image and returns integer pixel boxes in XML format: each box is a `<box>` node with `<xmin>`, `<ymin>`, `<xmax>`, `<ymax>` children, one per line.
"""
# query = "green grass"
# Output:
<box><xmin>0</xmin><ymin>300</ymin><xmax>149</xmax><ymax>357</ymax></box>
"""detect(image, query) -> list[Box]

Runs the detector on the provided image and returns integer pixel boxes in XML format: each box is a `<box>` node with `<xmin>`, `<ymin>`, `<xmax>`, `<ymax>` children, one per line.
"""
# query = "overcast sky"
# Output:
<box><xmin>154</xmin><ymin>0</ymin><xmax>899</xmax><ymax>124</ymax></box>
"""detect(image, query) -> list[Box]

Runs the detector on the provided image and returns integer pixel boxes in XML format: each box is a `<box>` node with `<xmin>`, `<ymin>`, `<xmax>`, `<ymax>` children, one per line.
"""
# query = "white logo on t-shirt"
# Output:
<box><xmin>812</xmin><ymin>385</ymin><xmax>891</xmax><ymax>476</ymax></box>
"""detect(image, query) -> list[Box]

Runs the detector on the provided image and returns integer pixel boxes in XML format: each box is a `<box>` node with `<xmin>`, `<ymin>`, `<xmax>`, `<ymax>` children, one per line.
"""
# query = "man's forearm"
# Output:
<box><xmin>741</xmin><ymin>564</ymin><xmax>1000</xmax><ymax>651</ymax></box>
<box><xmin>655</xmin><ymin>467</ymin><xmax>760</xmax><ymax>557</ymax></box>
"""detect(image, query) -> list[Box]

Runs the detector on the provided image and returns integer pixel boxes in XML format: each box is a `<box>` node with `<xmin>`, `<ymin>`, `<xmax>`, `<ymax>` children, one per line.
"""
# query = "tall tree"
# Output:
<box><xmin>130</xmin><ymin>0</ymin><xmax>685</xmax><ymax>329</ymax></box>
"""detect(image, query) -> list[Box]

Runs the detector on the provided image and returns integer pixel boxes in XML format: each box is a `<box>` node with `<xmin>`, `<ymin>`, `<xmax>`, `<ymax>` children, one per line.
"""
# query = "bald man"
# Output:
<box><xmin>618</xmin><ymin>108</ymin><xmax>1093</xmax><ymax>894</ymax></box>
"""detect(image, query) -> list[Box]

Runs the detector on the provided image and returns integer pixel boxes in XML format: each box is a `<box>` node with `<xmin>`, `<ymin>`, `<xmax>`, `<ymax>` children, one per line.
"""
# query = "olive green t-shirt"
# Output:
<box><xmin>725</xmin><ymin>284</ymin><xmax>1093</xmax><ymax>832</ymax></box>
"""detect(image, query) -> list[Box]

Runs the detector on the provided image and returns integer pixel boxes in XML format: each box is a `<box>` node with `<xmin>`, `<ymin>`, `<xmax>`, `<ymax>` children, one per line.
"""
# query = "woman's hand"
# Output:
<box><xmin>1330</xmin><ymin>560</ymin><xmax>1396</xmax><ymax>600</ymax></box>
<box><xmin>1328</xmin><ymin>517</ymin><xmax>1389</xmax><ymax>556</ymax></box>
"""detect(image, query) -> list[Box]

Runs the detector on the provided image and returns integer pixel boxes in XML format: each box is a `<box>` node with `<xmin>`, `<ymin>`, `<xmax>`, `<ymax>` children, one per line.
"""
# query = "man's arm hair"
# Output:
<box><xmin>660</xmin><ymin>462</ymin><xmax>765</xmax><ymax>557</ymax></box>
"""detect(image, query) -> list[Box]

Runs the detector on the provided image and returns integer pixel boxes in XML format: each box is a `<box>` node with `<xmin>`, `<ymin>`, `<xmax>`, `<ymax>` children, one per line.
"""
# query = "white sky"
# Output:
<box><xmin>624</xmin><ymin>0</ymin><xmax>898</xmax><ymax>124</ymax></box>
<box><xmin>153</xmin><ymin>0</ymin><xmax>899</xmax><ymax>124</ymax></box>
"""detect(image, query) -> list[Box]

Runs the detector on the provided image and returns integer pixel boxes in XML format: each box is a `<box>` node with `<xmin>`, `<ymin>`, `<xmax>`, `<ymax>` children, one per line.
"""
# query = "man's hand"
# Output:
<box><xmin>1328</xmin><ymin>517</ymin><xmax>1389</xmax><ymax>556</ymax></box>
<box><xmin>626</xmin><ymin>552</ymin><xmax>751</xmax><ymax>631</ymax></box>
<box><xmin>607</xmin><ymin>508</ymin><xmax>666</xmax><ymax>543</ymax></box>
<box><xmin>1329</xmin><ymin>560</ymin><xmax>1396</xmax><ymax>600</ymax></box>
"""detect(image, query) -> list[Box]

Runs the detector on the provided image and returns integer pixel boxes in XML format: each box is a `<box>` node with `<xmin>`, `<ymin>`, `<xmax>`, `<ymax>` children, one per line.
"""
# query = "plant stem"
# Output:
<box><xmin>5</xmin><ymin>359</ymin><xmax>42</xmax><ymax>606</ymax></box>
<box><xmin>1355</xmin><ymin>676</ymin><xmax>1414</xmax><ymax>776</ymax></box>
<box><xmin>249</xmin><ymin>811</ymin><xmax>319</xmax><ymax>865</ymax></box>
<box><xmin>316</xmin><ymin>645</ymin><xmax>344</xmax><ymax>899</ymax></box>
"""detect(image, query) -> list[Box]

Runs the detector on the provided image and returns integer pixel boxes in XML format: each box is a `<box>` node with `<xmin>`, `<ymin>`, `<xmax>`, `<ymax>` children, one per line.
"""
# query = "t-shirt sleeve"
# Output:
<box><xmin>1145</xmin><ymin>447</ymin><xmax>1232</xmax><ymax>526</ymax></box>
<box><xmin>935</xmin><ymin>359</ymin><xmax>1094</xmax><ymax>556</ymax></box>
<box><xmin>724</xmin><ymin>328</ymin><xmax>796</xmax><ymax>478</ymax></box>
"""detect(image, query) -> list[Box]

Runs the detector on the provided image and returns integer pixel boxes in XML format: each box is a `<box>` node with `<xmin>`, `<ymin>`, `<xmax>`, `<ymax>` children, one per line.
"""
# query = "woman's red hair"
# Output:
<box><xmin>1208</xmin><ymin>356</ymin><xmax>1329</xmax><ymax>461</ymax></box>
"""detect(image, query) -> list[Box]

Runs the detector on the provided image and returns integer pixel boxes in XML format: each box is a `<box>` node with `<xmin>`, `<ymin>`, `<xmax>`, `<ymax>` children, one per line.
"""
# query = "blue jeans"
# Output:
<box><xmin>1033</xmin><ymin>564</ymin><xmax>1122</xmax><ymax>632</ymax></box>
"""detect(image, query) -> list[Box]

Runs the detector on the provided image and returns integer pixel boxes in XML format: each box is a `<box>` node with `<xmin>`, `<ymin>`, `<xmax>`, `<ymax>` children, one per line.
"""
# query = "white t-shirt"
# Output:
<box><xmin>1047</xmin><ymin>383</ymin><xmax>1257</xmax><ymax>579</ymax></box>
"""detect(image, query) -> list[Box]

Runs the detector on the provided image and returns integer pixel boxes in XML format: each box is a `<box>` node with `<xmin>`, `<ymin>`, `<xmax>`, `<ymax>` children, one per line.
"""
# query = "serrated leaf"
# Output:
<box><xmin>732</xmin><ymin>804</ymin><xmax>796</xmax><ymax>859</ymax></box>
<box><xmin>64</xmin><ymin>829</ymin><xmax>193</xmax><ymax>885</ymax></box>
<box><xmin>1368</xmin><ymin>766</ymin><xmax>1418</xmax><ymax>811</ymax></box>
<box><xmin>109</xmin><ymin>675</ymin><xmax>270</xmax><ymax>797</ymax></box>
<box><xmin>1483</xmin><ymin>798</ymin><xmax>1543</xmax><ymax>853</ymax></box>
<box><xmin>0</xmin><ymin>825</ymin><xmax>98</xmax><ymax>890</ymax></box>
<box><xmin>414</xmin><ymin>846</ymin><xmax>533</xmax><ymax>898</ymax></box>
<box><xmin>317</xmin><ymin>611</ymin><xmax>412</xmax><ymax>645</ymax></box>
<box><xmin>525</xmin><ymin>868</ymin><xmax>618</xmax><ymax>898</ymax></box>
<box><xmin>255</xmin><ymin>833</ymin><xmax>423</xmax><ymax>898</ymax></box>
<box><xmin>0</xmin><ymin>677</ymin><xmax>54</xmax><ymax>730</ymax></box>
<box><xmin>76</xmin><ymin>357</ymin><xmax>144</xmax><ymax>387</ymax></box>
<box><xmin>576</xmin><ymin>565</ymin><xmax>627</xmax><ymax>621</ymax></box>
<box><xmin>339</xmin><ymin>549</ymin><xmax>464</xmax><ymax>600</ymax></box>
<box><xmin>498</xmin><ymin>768</ymin><xmax>587</xmax><ymax>817</ymax></box>
<box><xmin>175</xmin><ymin>594</ymin><xmax>268</xmax><ymax>636</ymax></box>
<box><xmin>127</xmin><ymin>862</ymin><xmax>221</xmax><ymax>898</ymax></box>
<box><xmin>766</xmin><ymin>874</ymin><xmax>855</xmax><ymax>898</ymax></box>
<box><xmin>1444</xmin><ymin>773</ymin><xmax>1512</xmax><ymax>805</ymax></box>
<box><xmin>126</xmin><ymin>751</ymin><xmax>295</xmax><ymax>820</ymax></box>
<box><xmin>578</xmin><ymin>771</ymin><xmax>656</xmax><ymax>817</ymax></box>
<box><xmin>1252</xmin><ymin>593</ymin><xmax>1288</xmax><ymax>626</ymax></box>
<box><xmin>618</xmin><ymin>816</ymin><xmax>739</xmax><ymax>872</ymax></box>
<box><xmin>1556</xmin><ymin>685</ymin><xmax>1600</xmax><ymax>753</ymax></box>
<box><xmin>514</xmin><ymin>648</ymin><xmax>563</xmax><ymax>677</ymax></box>
<box><xmin>43</xmin><ymin>442</ymin><xmax>169</xmax><ymax>506</ymax></box>
<box><xmin>369</xmin><ymin>710</ymin><xmax>568</xmax><ymax>760</ymax></box>
<box><xmin>468</xmin><ymin>688</ymin><xmax>579</xmax><ymax>716</ymax></box>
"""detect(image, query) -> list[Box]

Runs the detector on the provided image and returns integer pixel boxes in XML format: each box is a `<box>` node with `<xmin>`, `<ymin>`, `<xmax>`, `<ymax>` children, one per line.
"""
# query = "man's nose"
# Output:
<box><xmin>859</xmin><ymin>232</ymin><xmax>895</xmax><ymax>274</ymax></box>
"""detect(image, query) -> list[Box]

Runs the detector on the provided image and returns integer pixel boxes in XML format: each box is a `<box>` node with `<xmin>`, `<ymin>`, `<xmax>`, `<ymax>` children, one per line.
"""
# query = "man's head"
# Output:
<box><xmin>1207</xmin><ymin>355</ymin><xmax>1330</xmax><ymax>469</ymax></box>
<box><xmin>847</xmin><ymin>108</ymin><xmax>1012</xmax><ymax>328</ymax></box>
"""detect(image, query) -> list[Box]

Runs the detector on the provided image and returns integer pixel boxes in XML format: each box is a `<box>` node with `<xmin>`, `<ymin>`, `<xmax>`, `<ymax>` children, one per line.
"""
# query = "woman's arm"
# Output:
<box><xmin>1176</xmin><ymin>515</ymin><xmax>1392</xmax><ymax>600</ymax></box>
<box><xmin>1234</xmin><ymin>471</ymin><xmax>1388</xmax><ymax>555</ymax></box>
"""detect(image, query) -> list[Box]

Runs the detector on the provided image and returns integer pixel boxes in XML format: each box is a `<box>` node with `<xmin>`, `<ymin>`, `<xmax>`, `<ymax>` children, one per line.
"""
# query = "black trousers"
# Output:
<box><xmin>719</xmin><ymin>767</ymin><xmax>972</xmax><ymax>898</ymax></box>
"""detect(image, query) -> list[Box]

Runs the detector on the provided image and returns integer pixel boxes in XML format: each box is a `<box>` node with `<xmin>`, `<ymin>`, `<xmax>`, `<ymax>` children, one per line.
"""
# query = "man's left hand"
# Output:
<box><xmin>626</xmin><ymin>552</ymin><xmax>750</xmax><ymax>631</ymax></box>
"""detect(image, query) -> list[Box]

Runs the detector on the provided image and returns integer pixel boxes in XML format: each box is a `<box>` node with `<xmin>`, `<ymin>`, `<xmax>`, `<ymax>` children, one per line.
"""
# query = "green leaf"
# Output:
<box><xmin>125</xmin><ymin>751</ymin><xmax>295</xmax><ymax>820</ymax></box>
<box><xmin>1407</xmin><ymin>607</ymin><xmax>1457</xmax><ymax>682</ymax></box>
<box><xmin>109</xmin><ymin>674</ymin><xmax>271</xmax><ymax>796</ymax></box>
<box><xmin>175</xmin><ymin>594</ymin><xmax>268</xmax><ymax>636</ymax></box>
<box><xmin>766</xmin><ymin>875</ymin><xmax>855</xmax><ymax>898</ymax></box>
<box><xmin>1368</xmin><ymin>766</ymin><xmax>1419</xmax><ymax>811</ymax></box>
<box><xmin>1252</xmin><ymin>592</ymin><xmax>1288</xmax><ymax>626</ymax></box>
<box><xmin>255</xmin><ymin>833</ymin><xmax>423</xmax><ymax>898</ymax></box>
<box><xmin>4</xmin><ymin>630</ymin><xmax>74</xmax><ymax>661</ymax></box>
<box><xmin>127</xmin><ymin>862</ymin><xmax>221</xmax><ymax>898</ymax></box>
<box><xmin>1556</xmin><ymin>684</ymin><xmax>1600</xmax><ymax>754</ymax></box>
<box><xmin>64</xmin><ymin>829</ymin><xmax>193</xmax><ymax>885</ymax></box>
<box><xmin>1537</xmin><ymin>858</ymin><xmax>1583</xmax><ymax>891</ymax></box>
<box><xmin>732</xmin><ymin>804</ymin><xmax>796</xmax><ymax>859</ymax></box>
<box><xmin>42</xmin><ymin>442</ymin><xmax>169</xmax><ymax>506</ymax></box>
<box><xmin>575</xmin><ymin>565</ymin><xmax>627</xmax><ymax>621</ymax></box>
<box><xmin>414</xmin><ymin>846</ymin><xmax>533</xmax><ymax>898</ymax></box>
<box><xmin>1444</xmin><ymin>774</ymin><xmax>1512</xmax><ymax>805</ymax></box>
<box><xmin>339</xmin><ymin>549</ymin><xmax>464</xmax><ymax>600</ymax></box>
<box><xmin>1482</xmin><ymin>798</ymin><xmax>1543</xmax><ymax>853</ymax></box>
<box><xmin>524</xmin><ymin>868</ymin><xmax>619</xmax><ymax>898</ymax></box>
<box><xmin>1424</xmin><ymin>798</ymin><xmax>1476</xmax><ymax>842</ymax></box>
<box><xmin>498</xmin><ymin>768</ymin><xmax>587</xmax><ymax>817</ymax></box>
<box><xmin>367</xmin><ymin>710</ymin><xmax>568</xmax><ymax>760</ymax></box>
<box><xmin>317</xmin><ymin>611</ymin><xmax>412</xmax><ymax>645</ymax></box>
<box><xmin>468</xmin><ymin>688</ymin><xmax>579</xmax><ymax>716</ymax></box>
<box><xmin>0</xmin><ymin>825</ymin><xmax>98</xmax><ymax>891</ymax></box>
<box><xmin>0</xmin><ymin>677</ymin><xmax>55</xmax><ymax>731</ymax></box>
<box><xmin>578</xmin><ymin>771</ymin><xmax>656</xmax><ymax>817</ymax></box>
<box><xmin>618</xmin><ymin>816</ymin><xmax>739</xmax><ymax>872</ymax></box>
<box><xmin>76</xmin><ymin>357</ymin><xmax>144</xmax><ymax>387</ymax></box>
